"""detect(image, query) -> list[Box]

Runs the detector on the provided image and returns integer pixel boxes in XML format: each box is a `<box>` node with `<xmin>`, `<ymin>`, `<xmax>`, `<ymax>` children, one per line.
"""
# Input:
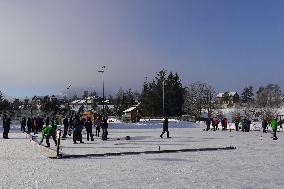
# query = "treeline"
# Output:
<box><xmin>0</xmin><ymin>93</ymin><xmax>61</xmax><ymax>113</ymax></box>
<box><xmin>0</xmin><ymin>70</ymin><xmax>283</xmax><ymax>119</ymax></box>
<box><xmin>141</xmin><ymin>69</ymin><xmax>184</xmax><ymax>117</ymax></box>
<box><xmin>241</xmin><ymin>84</ymin><xmax>282</xmax><ymax>108</ymax></box>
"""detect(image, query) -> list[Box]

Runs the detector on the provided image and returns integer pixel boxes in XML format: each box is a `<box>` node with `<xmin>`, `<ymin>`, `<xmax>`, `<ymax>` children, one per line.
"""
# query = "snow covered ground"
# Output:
<box><xmin>0</xmin><ymin>122</ymin><xmax>284</xmax><ymax>189</ymax></box>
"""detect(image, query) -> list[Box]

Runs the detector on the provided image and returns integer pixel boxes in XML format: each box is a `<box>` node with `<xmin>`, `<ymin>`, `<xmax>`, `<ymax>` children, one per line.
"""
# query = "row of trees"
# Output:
<box><xmin>241</xmin><ymin>84</ymin><xmax>282</xmax><ymax>108</ymax></box>
<box><xmin>141</xmin><ymin>70</ymin><xmax>184</xmax><ymax>117</ymax></box>
<box><xmin>0</xmin><ymin>92</ymin><xmax>61</xmax><ymax>113</ymax></box>
<box><xmin>0</xmin><ymin>70</ymin><xmax>283</xmax><ymax>119</ymax></box>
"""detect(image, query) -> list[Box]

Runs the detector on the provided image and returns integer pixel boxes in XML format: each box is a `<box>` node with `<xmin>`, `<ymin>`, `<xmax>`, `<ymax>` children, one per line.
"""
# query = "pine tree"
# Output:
<box><xmin>241</xmin><ymin>86</ymin><xmax>254</xmax><ymax>103</ymax></box>
<box><xmin>140</xmin><ymin>70</ymin><xmax>184</xmax><ymax>117</ymax></box>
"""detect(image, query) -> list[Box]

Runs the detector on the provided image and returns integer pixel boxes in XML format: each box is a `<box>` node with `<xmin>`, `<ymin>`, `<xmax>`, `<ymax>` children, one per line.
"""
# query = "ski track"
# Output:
<box><xmin>0</xmin><ymin>123</ymin><xmax>283</xmax><ymax>189</ymax></box>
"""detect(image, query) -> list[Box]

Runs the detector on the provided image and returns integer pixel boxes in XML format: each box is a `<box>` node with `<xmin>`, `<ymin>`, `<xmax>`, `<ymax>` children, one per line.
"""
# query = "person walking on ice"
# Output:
<box><xmin>160</xmin><ymin>117</ymin><xmax>171</xmax><ymax>138</ymax></box>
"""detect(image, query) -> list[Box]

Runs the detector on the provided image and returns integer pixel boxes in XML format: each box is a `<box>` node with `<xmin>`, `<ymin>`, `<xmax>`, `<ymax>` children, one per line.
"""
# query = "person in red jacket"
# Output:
<box><xmin>221</xmin><ymin>118</ymin><xmax>228</xmax><ymax>131</ymax></box>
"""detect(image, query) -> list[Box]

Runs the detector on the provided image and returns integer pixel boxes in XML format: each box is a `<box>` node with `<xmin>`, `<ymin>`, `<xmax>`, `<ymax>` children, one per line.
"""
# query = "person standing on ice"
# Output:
<box><xmin>205</xmin><ymin>117</ymin><xmax>211</xmax><ymax>131</ymax></box>
<box><xmin>212</xmin><ymin>118</ymin><xmax>219</xmax><ymax>131</ymax></box>
<box><xmin>271</xmin><ymin>118</ymin><xmax>278</xmax><ymax>140</ymax></box>
<box><xmin>73</xmin><ymin>116</ymin><xmax>84</xmax><ymax>144</ymax></box>
<box><xmin>2</xmin><ymin>114</ymin><xmax>11</xmax><ymax>139</ymax></box>
<box><xmin>221</xmin><ymin>118</ymin><xmax>228</xmax><ymax>131</ymax></box>
<box><xmin>27</xmin><ymin>117</ymin><xmax>32</xmax><ymax>133</ymax></box>
<box><xmin>20</xmin><ymin>117</ymin><xmax>27</xmax><ymax>132</ymax></box>
<box><xmin>62</xmin><ymin>116</ymin><xmax>69</xmax><ymax>139</ymax></box>
<box><xmin>234</xmin><ymin>119</ymin><xmax>240</xmax><ymax>131</ymax></box>
<box><xmin>32</xmin><ymin>117</ymin><xmax>37</xmax><ymax>133</ymax></box>
<box><xmin>84</xmin><ymin>117</ymin><xmax>94</xmax><ymax>141</ymax></box>
<box><xmin>95</xmin><ymin>117</ymin><xmax>101</xmax><ymax>137</ymax></box>
<box><xmin>45</xmin><ymin>117</ymin><xmax>50</xmax><ymax>127</ymax></box>
<box><xmin>101</xmin><ymin>117</ymin><xmax>108</xmax><ymax>140</ymax></box>
<box><xmin>262</xmin><ymin>119</ymin><xmax>268</xmax><ymax>133</ymax></box>
<box><xmin>160</xmin><ymin>117</ymin><xmax>171</xmax><ymax>138</ymax></box>
<box><xmin>242</xmin><ymin>118</ymin><xmax>248</xmax><ymax>132</ymax></box>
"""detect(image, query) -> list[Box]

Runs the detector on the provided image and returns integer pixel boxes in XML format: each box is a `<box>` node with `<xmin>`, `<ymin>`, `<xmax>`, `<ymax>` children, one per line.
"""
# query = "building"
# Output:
<box><xmin>216</xmin><ymin>92</ymin><xmax>239</xmax><ymax>105</ymax></box>
<box><xmin>121</xmin><ymin>105</ymin><xmax>141</xmax><ymax>122</ymax></box>
<box><xmin>71</xmin><ymin>96</ymin><xmax>114</xmax><ymax>113</ymax></box>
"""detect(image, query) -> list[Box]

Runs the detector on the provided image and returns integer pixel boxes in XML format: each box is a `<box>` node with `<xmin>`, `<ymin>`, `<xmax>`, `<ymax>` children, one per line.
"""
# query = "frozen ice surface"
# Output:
<box><xmin>0</xmin><ymin>122</ymin><xmax>283</xmax><ymax>189</ymax></box>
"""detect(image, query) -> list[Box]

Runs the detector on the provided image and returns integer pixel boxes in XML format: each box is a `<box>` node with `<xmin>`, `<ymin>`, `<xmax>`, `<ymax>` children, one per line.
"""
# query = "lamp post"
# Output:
<box><xmin>162</xmin><ymin>80</ymin><xmax>165</xmax><ymax>116</ymax></box>
<box><xmin>66</xmin><ymin>84</ymin><xmax>71</xmax><ymax>111</ymax></box>
<box><xmin>98</xmin><ymin>66</ymin><xmax>106</xmax><ymax>117</ymax></box>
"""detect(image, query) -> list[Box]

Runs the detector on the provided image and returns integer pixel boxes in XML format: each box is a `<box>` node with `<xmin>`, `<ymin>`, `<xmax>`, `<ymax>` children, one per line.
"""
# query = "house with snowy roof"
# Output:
<box><xmin>121</xmin><ymin>103</ymin><xmax>141</xmax><ymax>122</ymax></box>
<box><xmin>71</xmin><ymin>96</ymin><xmax>114</xmax><ymax>112</ymax></box>
<box><xmin>216</xmin><ymin>92</ymin><xmax>239</xmax><ymax>105</ymax></box>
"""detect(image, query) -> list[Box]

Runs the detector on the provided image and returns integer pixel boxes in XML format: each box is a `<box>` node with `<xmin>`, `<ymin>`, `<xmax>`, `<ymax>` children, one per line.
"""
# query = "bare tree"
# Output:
<box><xmin>256</xmin><ymin>84</ymin><xmax>282</xmax><ymax>108</ymax></box>
<box><xmin>183</xmin><ymin>81</ymin><xmax>216</xmax><ymax>118</ymax></box>
<box><xmin>257</xmin><ymin>107</ymin><xmax>278</xmax><ymax>122</ymax></box>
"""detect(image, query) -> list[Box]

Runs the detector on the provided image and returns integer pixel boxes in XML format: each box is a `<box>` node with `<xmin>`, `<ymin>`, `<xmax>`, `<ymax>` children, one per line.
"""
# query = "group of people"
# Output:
<box><xmin>20</xmin><ymin>116</ymin><xmax>47</xmax><ymax>134</ymax></box>
<box><xmin>206</xmin><ymin>117</ymin><xmax>230</xmax><ymax>131</ymax></box>
<box><xmin>205</xmin><ymin>116</ymin><xmax>281</xmax><ymax>140</ymax></box>
<box><xmin>262</xmin><ymin>118</ymin><xmax>281</xmax><ymax>140</ymax></box>
<box><xmin>39</xmin><ymin>114</ymin><xmax>109</xmax><ymax>147</ymax></box>
<box><xmin>2</xmin><ymin>113</ymin><xmax>110</xmax><ymax>147</ymax></box>
<box><xmin>61</xmin><ymin>115</ymin><xmax>109</xmax><ymax>145</ymax></box>
<box><xmin>205</xmin><ymin>117</ymin><xmax>253</xmax><ymax>132</ymax></box>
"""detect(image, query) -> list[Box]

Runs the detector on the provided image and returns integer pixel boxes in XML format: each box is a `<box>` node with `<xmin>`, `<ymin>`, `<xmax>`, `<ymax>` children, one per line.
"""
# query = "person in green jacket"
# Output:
<box><xmin>39</xmin><ymin>117</ymin><xmax>58</xmax><ymax>147</ymax></box>
<box><xmin>271</xmin><ymin>118</ymin><xmax>278</xmax><ymax>140</ymax></box>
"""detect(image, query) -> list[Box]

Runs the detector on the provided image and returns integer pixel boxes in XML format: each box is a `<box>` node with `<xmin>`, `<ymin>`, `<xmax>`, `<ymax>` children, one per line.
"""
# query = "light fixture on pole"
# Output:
<box><xmin>98</xmin><ymin>66</ymin><xmax>106</xmax><ymax>117</ymax></box>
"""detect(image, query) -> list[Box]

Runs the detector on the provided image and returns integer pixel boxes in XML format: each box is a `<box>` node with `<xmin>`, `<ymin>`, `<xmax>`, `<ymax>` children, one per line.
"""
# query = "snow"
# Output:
<box><xmin>216</xmin><ymin>93</ymin><xmax>224</xmax><ymax>98</ymax></box>
<box><xmin>122</xmin><ymin>107</ymin><xmax>137</xmax><ymax>113</ymax></box>
<box><xmin>0</xmin><ymin>122</ymin><xmax>284</xmax><ymax>188</ymax></box>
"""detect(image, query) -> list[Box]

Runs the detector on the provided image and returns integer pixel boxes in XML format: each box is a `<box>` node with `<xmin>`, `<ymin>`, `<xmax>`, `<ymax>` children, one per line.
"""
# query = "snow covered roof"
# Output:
<box><xmin>216</xmin><ymin>92</ymin><xmax>238</xmax><ymax>98</ymax></box>
<box><xmin>72</xmin><ymin>99</ymin><xmax>86</xmax><ymax>104</ymax></box>
<box><xmin>216</xmin><ymin>93</ymin><xmax>224</xmax><ymax>98</ymax></box>
<box><xmin>123</xmin><ymin>107</ymin><xmax>137</xmax><ymax>113</ymax></box>
<box><xmin>228</xmin><ymin>92</ymin><xmax>238</xmax><ymax>96</ymax></box>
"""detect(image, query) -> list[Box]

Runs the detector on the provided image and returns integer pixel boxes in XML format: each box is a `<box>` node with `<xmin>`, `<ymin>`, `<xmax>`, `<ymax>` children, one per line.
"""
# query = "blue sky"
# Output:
<box><xmin>0</xmin><ymin>0</ymin><xmax>283</xmax><ymax>97</ymax></box>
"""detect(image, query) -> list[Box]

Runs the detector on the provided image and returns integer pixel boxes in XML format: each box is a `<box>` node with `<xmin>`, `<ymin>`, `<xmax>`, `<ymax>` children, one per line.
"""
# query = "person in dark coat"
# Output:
<box><xmin>73</xmin><ymin>117</ymin><xmax>84</xmax><ymax>144</ymax></box>
<box><xmin>20</xmin><ymin>117</ymin><xmax>27</xmax><ymax>132</ymax></box>
<box><xmin>95</xmin><ymin>118</ymin><xmax>101</xmax><ymax>137</ymax></box>
<box><xmin>38</xmin><ymin>117</ymin><xmax>44</xmax><ymax>132</ymax></box>
<box><xmin>205</xmin><ymin>117</ymin><xmax>211</xmax><ymax>131</ymax></box>
<box><xmin>34</xmin><ymin>116</ymin><xmax>41</xmax><ymax>135</ymax></box>
<box><xmin>3</xmin><ymin>114</ymin><xmax>11</xmax><ymax>139</ymax></box>
<box><xmin>160</xmin><ymin>117</ymin><xmax>171</xmax><ymax>138</ymax></box>
<box><xmin>243</xmin><ymin>118</ymin><xmax>251</xmax><ymax>132</ymax></box>
<box><xmin>32</xmin><ymin>117</ymin><xmax>37</xmax><ymax>133</ymax></box>
<box><xmin>27</xmin><ymin>117</ymin><xmax>32</xmax><ymax>133</ymax></box>
<box><xmin>247</xmin><ymin>119</ymin><xmax>251</xmax><ymax>132</ymax></box>
<box><xmin>62</xmin><ymin>116</ymin><xmax>69</xmax><ymax>139</ymax></box>
<box><xmin>101</xmin><ymin>117</ymin><xmax>108</xmax><ymax>140</ymax></box>
<box><xmin>45</xmin><ymin>117</ymin><xmax>50</xmax><ymax>127</ymax></box>
<box><xmin>84</xmin><ymin>117</ymin><xmax>94</xmax><ymax>141</ymax></box>
<box><xmin>234</xmin><ymin>120</ymin><xmax>239</xmax><ymax>131</ymax></box>
<box><xmin>68</xmin><ymin>117</ymin><xmax>74</xmax><ymax>136</ymax></box>
<box><xmin>262</xmin><ymin>119</ymin><xmax>268</xmax><ymax>133</ymax></box>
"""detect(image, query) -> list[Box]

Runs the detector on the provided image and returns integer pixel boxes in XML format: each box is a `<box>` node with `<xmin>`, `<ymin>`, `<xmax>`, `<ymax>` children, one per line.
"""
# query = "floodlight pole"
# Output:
<box><xmin>98</xmin><ymin>66</ymin><xmax>106</xmax><ymax>117</ymax></box>
<box><xmin>163</xmin><ymin>80</ymin><xmax>165</xmax><ymax>116</ymax></box>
